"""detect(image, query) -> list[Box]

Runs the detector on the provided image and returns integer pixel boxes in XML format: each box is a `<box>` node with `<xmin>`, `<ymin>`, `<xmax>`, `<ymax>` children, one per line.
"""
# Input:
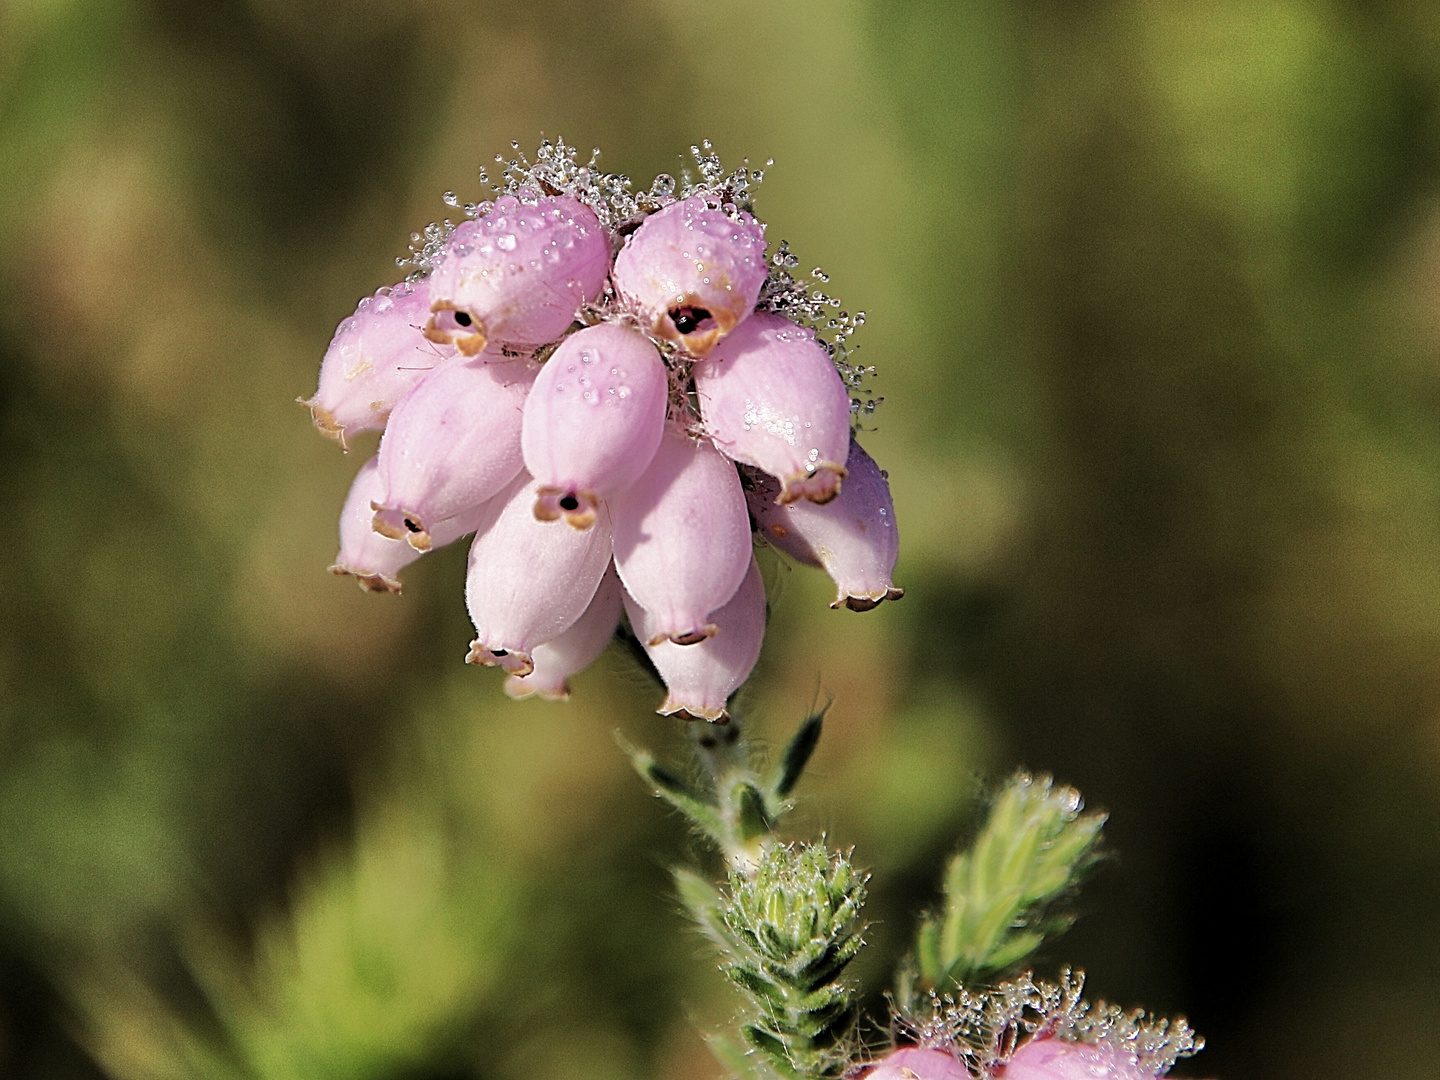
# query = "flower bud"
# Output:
<box><xmin>698</xmin><ymin>312</ymin><xmax>851</xmax><ymax>504</ymax></box>
<box><xmin>521</xmin><ymin>323</ymin><xmax>668</xmax><ymax>529</ymax></box>
<box><xmin>372</xmin><ymin>351</ymin><xmax>534</xmax><ymax>551</ymax></box>
<box><xmin>864</xmin><ymin>1048</ymin><xmax>969</xmax><ymax>1080</ymax></box>
<box><xmin>504</xmin><ymin>563</ymin><xmax>623</xmax><ymax>700</ymax></box>
<box><xmin>612</xmin><ymin>425</ymin><xmax>753</xmax><ymax>645</ymax></box>
<box><xmin>625</xmin><ymin>556</ymin><xmax>765</xmax><ymax>722</ymax></box>
<box><xmin>1002</xmin><ymin>1038</ymin><xmax>1163</xmax><ymax>1080</ymax></box>
<box><xmin>425</xmin><ymin>192</ymin><xmax>610</xmax><ymax>355</ymax></box>
<box><xmin>465</xmin><ymin>473</ymin><xmax>614</xmax><ymax>676</ymax></box>
<box><xmin>747</xmin><ymin>437</ymin><xmax>902</xmax><ymax>611</ymax></box>
<box><xmin>306</xmin><ymin>279</ymin><xmax>450</xmax><ymax>449</ymax></box>
<box><xmin>612</xmin><ymin>195</ymin><xmax>768</xmax><ymax>356</ymax></box>
<box><xmin>330</xmin><ymin>455</ymin><xmax>487</xmax><ymax>592</ymax></box>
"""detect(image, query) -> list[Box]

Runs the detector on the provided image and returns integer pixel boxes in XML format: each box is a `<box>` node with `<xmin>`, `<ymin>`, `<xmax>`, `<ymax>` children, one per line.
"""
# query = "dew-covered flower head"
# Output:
<box><xmin>304</xmin><ymin>138</ymin><xmax>903</xmax><ymax>721</ymax></box>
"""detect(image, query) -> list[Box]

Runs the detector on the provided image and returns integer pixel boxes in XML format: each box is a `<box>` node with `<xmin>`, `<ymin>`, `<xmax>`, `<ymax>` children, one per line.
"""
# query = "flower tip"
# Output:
<box><xmin>305</xmin><ymin>400</ymin><xmax>350</xmax><ymax>451</ymax></box>
<box><xmin>647</xmin><ymin>624</ymin><xmax>718</xmax><ymax>647</ymax></box>
<box><xmin>656</xmin><ymin>298</ymin><xmax>739</xmax><ymax>357</ymax></box>
<box><xmin>424</xmin><ymin>302</ymin><xmax>488</xmax><ymax>356</ymax></box>
<box><xmin>831</xmin><ymin>585</ymin><xmax>904</xmax><ymax>612</ymax></box>
<box><xmin>371</xmin><ymin>504</ymin><xmax>433</xmax><ymax>551</ymax></box>
<box><xmin>658</xmin><ymin>696</ymin><xmax>729</xmax><ymax>723</ymax></box>
<box><xmin>533</xmin><ymin>487</ymin><xmax>601</xmax><ymax>530</ymax></box>
<box><xmin>465</xmin><ymin>641</ymin><xmax>536</xmax><ymax>676</ymax></box>
<box><xmin>778</xmin><ymin>462</ymin><xmax>847</xmax><ymax>506</ymax></box>
<box><xmin>328</xmin><ymin>563</ymin><xmax>403</xmax><ymax>594</ymax></box>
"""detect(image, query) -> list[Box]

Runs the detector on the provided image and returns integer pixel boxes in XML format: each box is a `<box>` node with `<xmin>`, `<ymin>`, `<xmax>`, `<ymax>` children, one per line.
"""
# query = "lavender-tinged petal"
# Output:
<box><xmin>862</xmin><ymin>1048</ymin><xmax>970</xmax><ymax>1080</ymax></box>
<box><xmin>372</xmin><ymin>350</ymin><xmax>534</xmax><ymax>551</ymax></box>
<box><xmin>522</xmin><ymin>323</ymin><xmax>667</xmax><ymax>529</ymax></box>
<box><xmin>699</xmin><ymin>312</ymin><xmax>851</xmax><ymax>504</ymax></box>
<box><xmin>612</xmin><ymin>425</ymin><xmax>752</xmax><ymax>645</ymax></box>
<box><xmin>504</xmin><ymin>563</ymin><xmax>623</xmax><ymax>701</ymax></box>
<box><xmin>1002</xmin><ymin>1038</ymin><xmax>1164</xmax><ymax>1080</ymax></box>
<box><xmin>748</xmin><ymin>438</ymin><xmax>902</xmax><ymax>611</ymax></box>
<box><xmin>625</xmin><ymin>557</ymin><xmax>765</xmax><ymax>723</ymax></box>
<box><xmin>612</xmin><ymin>195</ymin><xmax>768</xmax><ymax>356</ymax></box>
<box><xmin>425</xmin><ymin>192</ymin><xmax>610</xmax><ymax>354</ymax></box>
<box><xmin>330</xmin><ymin>456</ymin><xmax>490</xmax><ymax>593</ymax></box>
<box><xmin>465</xmin><ymin>473</ymin><xmax>614</xmax><ymax>676</ymax></box>
<box><xmin>306</xmin><ymin>279</ymin><xmax>452</xmax><ymax>448</ymax></box>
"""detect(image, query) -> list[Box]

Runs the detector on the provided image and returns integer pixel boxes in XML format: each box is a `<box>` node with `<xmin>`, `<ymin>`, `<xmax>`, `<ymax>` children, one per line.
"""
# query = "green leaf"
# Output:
<box><xmin>770</xmin><ymin>708</ymin><xmax>826</xmax><ymax>800</ymax></box>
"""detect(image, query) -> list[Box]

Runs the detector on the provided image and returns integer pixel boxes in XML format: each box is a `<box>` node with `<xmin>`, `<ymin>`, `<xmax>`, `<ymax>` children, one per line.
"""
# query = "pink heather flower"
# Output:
<box><xmin>748</xmin><ymin>437</ymin><xmax>903</xmax><ymax>611</ymax></box>
<box><xmin>612</xmin><ymin>194</ymin><xmax>768</xmax><ymax>356</ymax></box>
<box><xmin>625</xmin><ymin>556</ymin><xmax>765</xmax><ymax>722</ymax></box>
<box><xmin>1000</xmin><ymin>1038</ymin><xmax>1163</xmax><ymax>1080</ymax></box>
<box><xmin>306</xmin><ymin>278</ymin><xmax>450</xmax><ymax>449</ymax></box>
<box><xmin>371</xmin><ymin>350</ymin><xmax>534</xmax><ymax>551</ymax></box>
<box><xmin>865</xmin><ymin>1048</ymin><xmax>970</xmax><ymax>1080</ymax></box>
<box><xmin>522</xmin><ymin>323</ymin><xmax>668</xmax><ymax>530</ymax></box>
<box><xmin>330</xmin><ymin>455</ymin><xmax>486</xmax><ymax>592</ymax></box>
<box><xmin>464</xmin><ymin>473</ymin><xmax>614</xmax><ymax>676</ymax></box>
<box><xmin>424</xmin><ymin>192</ymin><xmax>610</xmax><ymax>356</ymax></box>
<box><xmin>504</xmin><ymin>564</ymin><xmax>624</xmax><ymax>701</ymax></box>
<box><xmin>612</xmin><ymin>425</ymin><xmax>752</xmax><ymax>646</ymax></box>
<box><xmin>698</xmin><ymin>312</ymin><xmax>852</xmax><ymax>505</ymax></box>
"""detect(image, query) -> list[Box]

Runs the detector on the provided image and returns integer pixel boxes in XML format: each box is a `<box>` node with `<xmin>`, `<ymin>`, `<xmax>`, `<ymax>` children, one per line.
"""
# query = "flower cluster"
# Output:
<box><xmin>306</xmin><ymin>141</ymin><xmax>901</xmax><ymax>720</ymax></box>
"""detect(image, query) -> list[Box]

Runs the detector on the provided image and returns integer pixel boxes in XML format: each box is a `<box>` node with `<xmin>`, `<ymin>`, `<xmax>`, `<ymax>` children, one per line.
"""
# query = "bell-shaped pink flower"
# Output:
<box><xmin>504</xmin><ymin>564</ymin><xmax>623</xmax><ymax>700</ymax></box>
<box><xmin>612</xmin><ymin>195</ymin><xmax>768</xmax><ymax>356</ymax></box>
<box><xmin>465</xmin><ymin>473</ymin><xmax>614</xmax><ymax>676</ymax></box>
<box><xmin>612</xmin><ymin>425</ymin><xmax>752</xmax><ymax>645</ymax></box>
<box><xmin>306</xmin><ymin>279</ymin><xmax>451</xmax><ymax>449</ymax></box>
<box><xmin>371</xmin><ymin>351</ymin><xmax>534</xmax><ymax>551</ymax></box>
<box><xmin>864</xmin><ymin>1048</ymin><xmax>969</xmax><ymax>1080</ymax></box>
<box><xmin>747</xmin><ymin>438</ymin><xmax>902</xmax><ymax>611</ymax></box>
<box><xmin>699</xmin><ymin>312</ymin><xmax>852</xmax><ymax>504</ymax></box>
<box><xmin>521</xmin><ymin>323</ymin><xmax>668</xmax><ymax>530</ymax></box>
<box><xmin>625</xmin><ymin>557</ymin><xmax>765</xmax><ymax>722</ymax></box>
<box><xmin>330</xmin><ymin>455</ymin><xmax>486</xmax><ymax>592</ymax></box>
<box><xmin>1001</xmin><ymin>1038</ymin><xmax>1163</xmax><ymax>1080</ymax></box>
<box><xmin>424</xmin><ymin>192</ymin><xmax>610</xmax><ymax>356</ymax></box>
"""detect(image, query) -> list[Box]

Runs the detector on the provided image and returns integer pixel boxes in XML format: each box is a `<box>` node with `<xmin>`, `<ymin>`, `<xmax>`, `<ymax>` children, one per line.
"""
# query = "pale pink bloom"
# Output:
<box><xmin>748</xmin><ymin>438</ymin><xmax>902</xmax><ymax>611</ymax></box>
<box><xmin>1000</xmin><ymin>1038</ymin><xmax>1162</xmax><ymax>1080</ymax></box>
<box><xmin>330</xmin><ymin>455</ymin><xmax>487</xmax><ymax>592</ymax></box>
<box><xmin>425</xmin><ymin>192</ymin><xmax>610</xmax><ymax>356</ymax></box>
<box><xmin>612</xmin><ymin>426</ymin><xmax>752</xmax><ymax>645</ymax></box>
<box><xmin>522</xmin><ymin>323</ymin><xmax>668</xmax><ymax>529</ymax></box>
<box><xmin>504</xmin><ymin>564</ymin><xmax>623</xmax><ymax>700</ymax></box>
<box><xmin>371</xmin><ymin>351</ymin><xmax>534</xmax><ymax>551</ymax></box>
<box><xmin>626</xmin><ymin>557</ymin><xmax>765</xmax><ymax>722</ymax></box>
<box><xmin>864</xmin><ymin>1048</ymin><xmax>969</xmax><ymax>1080</ymax></box>
<box><xmin>612</xmin><ymin>195</ymin><xmax>768</xmax><ymax>356</ymax></box>
<box><xmin>306</xmin><ymin>279</ymin><xmax>450</xmax><ymax>449</ymax></box>
<box><xmin>699</xmin><ymin>312</ymin><xmax>851</xmax><ymax>504</ymax></box>
<box><xmin>465</xmin><ymin>473</ymin><xmax>614</xmax><ymax>676</ymax></box>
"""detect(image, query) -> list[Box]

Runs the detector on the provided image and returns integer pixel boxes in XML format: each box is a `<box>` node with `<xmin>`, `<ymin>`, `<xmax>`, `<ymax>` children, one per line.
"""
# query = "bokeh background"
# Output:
<box><xmin>4</xmin><ymin>1</ymin><xmax>1440</xmax><ymax>1077</ymax></box>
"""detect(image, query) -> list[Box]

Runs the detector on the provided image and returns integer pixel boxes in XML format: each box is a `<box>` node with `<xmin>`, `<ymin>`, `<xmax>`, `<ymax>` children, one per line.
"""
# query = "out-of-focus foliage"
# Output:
<box><xmin>4</xmin><ymin>1</ymin><xmax>1440</xmax><ymax>1079</ymax></box>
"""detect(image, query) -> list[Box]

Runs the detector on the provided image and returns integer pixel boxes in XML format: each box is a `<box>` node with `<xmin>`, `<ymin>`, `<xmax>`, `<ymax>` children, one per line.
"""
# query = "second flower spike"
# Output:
<box><xmin>522</xmin><ymin>323</ymin><xmax>668</xmax><ymax>530</ymax></box>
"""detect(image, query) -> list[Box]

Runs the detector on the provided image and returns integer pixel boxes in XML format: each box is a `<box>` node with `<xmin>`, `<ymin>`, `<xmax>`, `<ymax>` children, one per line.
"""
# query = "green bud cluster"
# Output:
<box><xmin>905</xmin><ymin>772</ymin><xmax>1105</xmax><ymax>1000</ymax></box>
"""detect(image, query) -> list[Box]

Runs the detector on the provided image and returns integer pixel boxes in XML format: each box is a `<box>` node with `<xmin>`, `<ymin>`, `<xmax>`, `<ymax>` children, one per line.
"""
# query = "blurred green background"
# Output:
<box><xmin>4</xmin><ymin>0</ymin><xmax>1440</xmax><ymax>1077</ymax></box>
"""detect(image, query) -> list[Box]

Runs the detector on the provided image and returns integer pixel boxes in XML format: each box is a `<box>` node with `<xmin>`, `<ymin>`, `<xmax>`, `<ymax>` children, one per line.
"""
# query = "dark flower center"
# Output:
<box><xmin>454</xmin><ymin>311</ymin><xmax>473</xmax><ymax>327</ymax></box>
<box><xmin>559</xmin><ymin>494</ymin><xmax>580</xmax><ymax>512</ymax></box>
<box><xmin>669</xmin><ymin>305</ymin><xmax>711</xmax><ymax>335</ymax></box>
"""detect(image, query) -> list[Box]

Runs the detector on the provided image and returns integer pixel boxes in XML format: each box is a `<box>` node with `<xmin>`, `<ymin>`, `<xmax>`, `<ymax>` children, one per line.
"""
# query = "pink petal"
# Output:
<box><xmin>1001</xmin><ymin>1039</ymin><xmax>1162</xmax><ymax>1080</ymax></box>
<box><xmin>306</xmin><ymin>279</ymin><xmax>452</xmax><ymax>449</ymax></box>
<box><xmin>612</xmin><ymin>425</ymin><xmax>752</xmax><ymax>645</ymax></box>
<box><xmin>699</xmin><ymin>312</ymin><xmax>851</xmax><ymax>504</ymax></box>
<box><xmin>612</xmin><ymin>195</ymin><xmax>768</xmax><ymax>356</ymax></box>
<box><xmin>863</xmin><ymin>1048</ymin><xmax>969</xmax><ymax>1080</ymax></box>
<box><xmin>625</xmin><ymin>557</ymin><xmax>765</xmax><ymax>722</ymax></box>
<box><xmin>372</xmin><ymin>350</ymin><xmax>534</xmax><ymax>551</ymax></box>
<box><xmin>465</xmin><ymin>473</ymin><xmax>614</xmax><ymax>676</ymax></box>
<box><xmin>521</xmin><ymin>323</ymin><xmax>668</xmax><ymax>529</ymax></box>
<box><xmin>425</xmin><ymin>192</ymin><xmax>610</xmax><ymax>356</ymax></box>
<box><xmin>504</xmin><ymin>563</ymin><xmax>623</xmax><ymax>701</ymax></box>
<box><xmin>330</xmin><ymin>455</ymin><xmax>487</xmax><ymax>592</ymax></box>
<box><xmin>747</xmin><ymin>438</ymin><xmax>902</xmax><ymax>611</ymax></box>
